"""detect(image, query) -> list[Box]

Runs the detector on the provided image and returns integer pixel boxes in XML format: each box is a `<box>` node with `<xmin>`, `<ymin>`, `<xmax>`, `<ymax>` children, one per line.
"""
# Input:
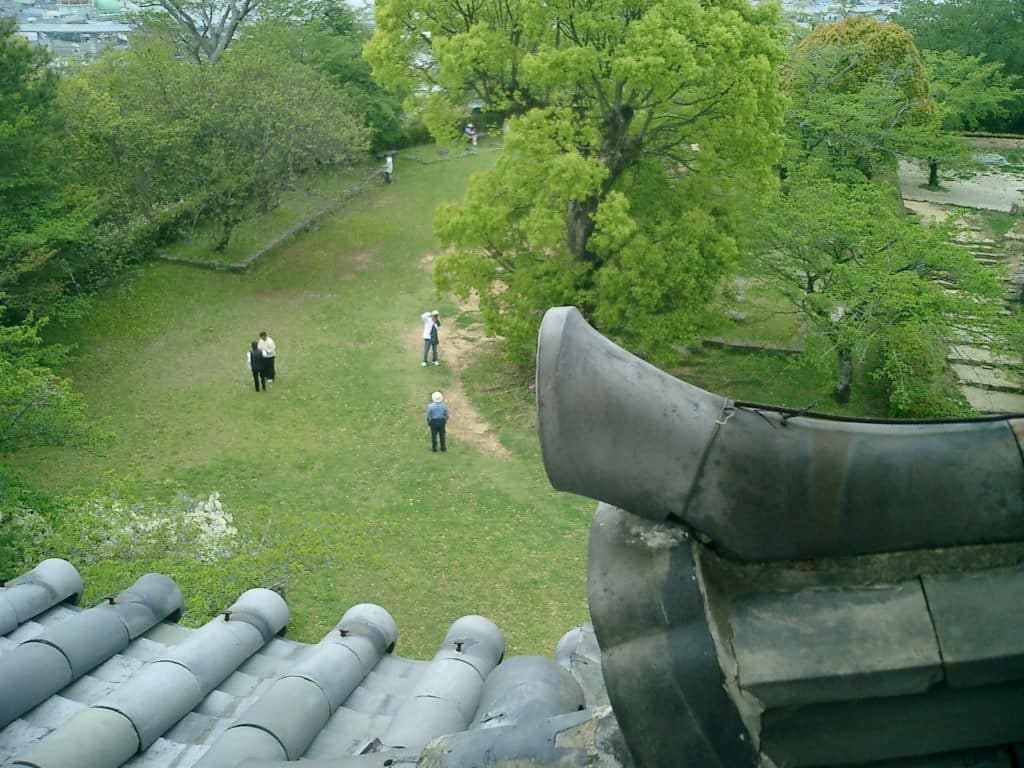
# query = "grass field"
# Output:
<box><xmin>162</xmin><ymin>164</ymin><xmax>376</xmax><ymax>267</ymax></box>
<box><xmin>15</xmin><ymin>145</ymin><xmax>593</xmax><ymax>659</ymax></box>
<box><xmin>12</xmin><ymin>139</ymin><xmax>894</xmax><ymax>658</ymax></box>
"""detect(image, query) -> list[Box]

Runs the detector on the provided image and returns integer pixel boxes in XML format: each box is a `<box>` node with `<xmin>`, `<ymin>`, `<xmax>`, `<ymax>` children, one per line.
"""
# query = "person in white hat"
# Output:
<box><xmin>420</xmin><ymin>309</ymin><xmax>441</xmax><ymax>366</ymax></box>
<box><xmin>426</xmin><ymin>391</ymin><xmax>449</xmax><ymax>452</ymax></box>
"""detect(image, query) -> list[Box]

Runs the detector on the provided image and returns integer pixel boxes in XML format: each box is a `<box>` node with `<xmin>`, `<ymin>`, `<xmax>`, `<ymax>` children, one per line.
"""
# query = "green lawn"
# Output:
<box><xmin>162</xmin><ymin>164</ymin><xmax>376</xmax><ymax>267</ymax></box>
<box><xmin>16</xmin><ymin>148</ymin><xmax>593</xmax><ymax>659</ymax></box>
<box><xmin>675</xmin><ymin>346</ymin><xmax>889</xmax><ymax>417</ymax></box>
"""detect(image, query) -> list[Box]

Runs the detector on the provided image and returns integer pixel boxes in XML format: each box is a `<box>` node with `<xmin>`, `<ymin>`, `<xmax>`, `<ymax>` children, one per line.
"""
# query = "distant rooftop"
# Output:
<box><xmin>17</xmin><ymin>21</ymin><xmax>130</xmax><ymax>33</ymax></box>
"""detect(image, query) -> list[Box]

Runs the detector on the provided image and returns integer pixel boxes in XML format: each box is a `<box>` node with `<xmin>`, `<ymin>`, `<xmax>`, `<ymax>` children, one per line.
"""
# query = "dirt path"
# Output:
<box><xmin>408</xmin><ymin>254</ymin><xmax>511</xmax><ymax>457</ymax></box>
<box><xmin>898</xmin><ymin>159</ymin><xmax>1024</xmax><ymax>212</ymax></box>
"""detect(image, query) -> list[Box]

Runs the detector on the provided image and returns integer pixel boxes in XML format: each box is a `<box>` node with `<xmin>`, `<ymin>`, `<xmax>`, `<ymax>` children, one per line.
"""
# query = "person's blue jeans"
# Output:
<box><xmin>429</xmin><ymin>419</ymin><xmax>447</xmax><ymax>451</ymax></box>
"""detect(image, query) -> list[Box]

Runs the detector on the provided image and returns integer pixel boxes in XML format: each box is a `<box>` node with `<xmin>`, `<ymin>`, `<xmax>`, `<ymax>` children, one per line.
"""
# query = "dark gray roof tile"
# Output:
<box><xmin>19</xmin><ymin>695</ymin><xmax>85</xmax><ymax>729</ymax></box>
<box><xmin>121</xmin><ymin>636</ymin><xmax>170</xmax><ymax>663</ymax></box>
<box><xmin>163</xmin><ymin>712</ymin><xmax>217</xmax><ymax>744</ymax></box>
<box><xmin>1</xmin><ymin>564</ymin><xmax>615</xmax><ymax>768</ymax></box>
<box><xmin>257</xmin><ymin>636</ymin><xmax>305</xmax><ymax>656</ymax></box>
<box><xmin>123</xmin><ymin>736</ymin><xmax>189</xmax><ymax>767</ymax></box>
<box><xmin>235</xmin><ymin>652</ymin><xmax>287</xmax><ymax>679</ymax></box>
<box><xmin>57</xmin><ymin>674</ymin><xmax>116</xmax><ymax>704</ymax></box>
<box><xmin>0</xmin><ymin>559</ymin><xmax>83</xmax><ymax>635</ymax></box>
<box><xmin>0</xmin><ymin>718</ymin><xmax>47</xmax><ymax>754</ymax></box>
<box><xmin>342</xmin><ymin>685</ymin><xmax>400</xmax><ymax>715</ymax></box>
<box><xmin>142</xmin><ymin>621</ymin><xmax>192</xmax><ymax>646</ymax></box>
<box><xmin>215</xmin><ymin>670</ymin><xmax>262</xmax><ymax>698</ymax></box>
<box><xmin>90</xmin><ymin>654</ymin><xmax>147</xmax><ymax>683</ymax></box>
<box><xmin>193</xmin><ymin>690</ymin><xmax>238</xmax><ymax>719</ymax></box>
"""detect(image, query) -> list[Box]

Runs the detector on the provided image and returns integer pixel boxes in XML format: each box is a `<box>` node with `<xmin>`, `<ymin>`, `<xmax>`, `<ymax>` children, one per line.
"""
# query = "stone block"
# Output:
<box><xmin>731</xmin><ymin>582</ymin><xmax>942</xmax><ymax>708</ymax></box>
<box><xmin>761</xmin><ymin>680</ymin><xmax>1024</xmax><ymax>766</ymax></box>
<box><xmin>923</xmin><ymin>565</ymin><xmax>1024</xmax><ymax>688</ymax></box>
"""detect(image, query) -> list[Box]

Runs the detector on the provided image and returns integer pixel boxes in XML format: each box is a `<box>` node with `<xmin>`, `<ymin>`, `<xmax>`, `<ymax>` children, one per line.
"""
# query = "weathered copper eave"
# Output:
<box><xmin>536</xmin><ymin>306</ymin><xmax>1024</xmax><ymax>563</ymax></box>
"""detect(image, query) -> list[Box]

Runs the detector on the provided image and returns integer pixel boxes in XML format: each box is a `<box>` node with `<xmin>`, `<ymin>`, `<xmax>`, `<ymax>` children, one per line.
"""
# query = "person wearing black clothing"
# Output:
<box><xmin>248</xmin><ymin>341</ymin><xmax>266</xmax><ymax>392</ymax></box>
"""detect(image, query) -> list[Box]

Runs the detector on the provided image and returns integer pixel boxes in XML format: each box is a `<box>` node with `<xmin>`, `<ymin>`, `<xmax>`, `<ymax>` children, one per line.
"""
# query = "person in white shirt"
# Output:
<box><xmin>383</xmin><ymin>154</ymin><xmax>394</xmax><ymax>184</ymax></box>
<box><xmin>421</xmin><ymin>310</ymin><xmax>441</xmax><ymax>366</ymax></box>
<box><xmin>258</xmin><ymin>331</ymin><xmax>277</xmax><ymax>383</ymax></box>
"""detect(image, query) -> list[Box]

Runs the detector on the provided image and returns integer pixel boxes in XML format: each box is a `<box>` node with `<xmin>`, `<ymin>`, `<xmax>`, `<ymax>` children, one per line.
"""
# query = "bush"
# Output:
<box><xmin>0</xmin><ymin>474</ymin><xmax>290</xmax><ymax>625</ymax></box>
<box><xmin>873</xmin><ymin>323</ymin><xmax>970</xmax><ymax>418</ymax></box>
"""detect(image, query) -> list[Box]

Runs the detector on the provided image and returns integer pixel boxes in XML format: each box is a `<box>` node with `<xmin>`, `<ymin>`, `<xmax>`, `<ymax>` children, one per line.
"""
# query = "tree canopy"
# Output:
<box><xmin>139</xmin><ymin>0</ymin><xmax>260</xmax><ymax>63</ymax></box>
<box><xmin>61</xmin><ymin>40</ymin><xmax>369</xmax><ymax>250</ymax></box>
<box><xmin>922</xmin><ymin>49</ymin><xmax>1022</xmax><ymax>132</ymax></box>
<box><xmin>371</xmin><ymin>0</ymin><xmax>786</xmax><ymax>365</ymax></box>
<box><xmin>894</xmin><ymin>0</ymin><xmax>1024</xmax><ymax>130</ymax></box>
<box><xmin>752</xmin><ymin>175</ymin><xmax>1005</xmax><ymax>412</ymax></box>
<box><xmin>783</xmin><ymin>16</ymin><xmax>946</xmax><ymax>180</ymax></box>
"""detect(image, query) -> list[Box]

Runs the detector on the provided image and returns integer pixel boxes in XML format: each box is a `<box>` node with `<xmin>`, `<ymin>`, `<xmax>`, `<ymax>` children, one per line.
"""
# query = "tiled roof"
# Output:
<box><xmin>0</xmin><ymin>559</ymin><xmax>625</xmax><ymax>768</ymax></box>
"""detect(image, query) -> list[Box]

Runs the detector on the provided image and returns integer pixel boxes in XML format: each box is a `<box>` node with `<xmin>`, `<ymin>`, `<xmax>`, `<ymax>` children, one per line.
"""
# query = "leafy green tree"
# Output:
<box><xmin>138</xmin><ymin>0</ymin><xmax>260</xmax><ymax>63</ymax></box>
<box><xmin>752</xmin><ymin>175</ymin><xmax>1004</xmax><ymax>410</ymax></box>
<box><xmin>57</xmin><ymin>44</ymin><xmax>199</xmax><ymax>224</ymax></box>
<box><xmin>0</xmin><ymin>19</ymin><xmax>92</xmax><ymax>320</ymax></box>
<box><xmin>196</xmin><ymin>45</ymin><xmax>370</xmax><ymax>248</ymax></box>
<box><xmin>247</xmin><ymin>7</ymin><xmax>405</xmax><ymax>151</ymax></box>
<box><xmin>373</xmin><ymin>0</ymin><xmax>785</xmax><ymax>365</ymax></box>
<box><xmin>923</xmin><ymin>49</ymin><xmax>1022</xmax><ymax>132</ymax></box>
<box><xmin>0</xmin><ymin>305</ymin><xmax>98</xmax><ymax>456</ymax></box>
<box><xmin>60</xmin><ymin>42</ymin><xmax>369</xmax><ymax>251</ymax></box>
<box><xmin>895</xmin><ymin>0</ymin><xmax>1024</xmax><ymax>130</ymax></box>
<box><xmin>784</xmin><ymin>16</ymin><xmax>946</xmax><ymax>180</ymax></box>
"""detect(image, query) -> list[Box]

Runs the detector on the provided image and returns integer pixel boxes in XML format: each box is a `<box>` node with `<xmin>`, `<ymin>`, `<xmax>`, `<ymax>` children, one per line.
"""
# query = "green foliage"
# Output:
<box><xmin>9</xmin><ymin>153</ymin><xmax>592</xmax><ymax>655</ymax></box>
<box><xmin>0</xmin><ymin>19</ymin><xmax>95</xmax><ymax>320</ymax></box>
<box><xmin>62</xmin><ymin>41</ymin><xmax>370</xmax><ymax>252</ymax></box>
<box><xmin>0</xmin><ymin>305</ymin><xmax>100</xmax><ymax>463</ymax></box>
<box><xmin>873</xmin><ymin>321</ymin><xmax>969</xmax><ymax>417</ymax></box>
<box><xmin>0</xmin><ymin>477</ymin><xmax>288</xmax><ymax>624</ymax></box>
<box><xmin>395</xmin><ymin>0</ymin><xmax>786</xmax><ymax>366</ymax></box>
<box><xmin>895</xmin><ymin>0</ymin><xmax>1024</xmax><ymax>131</ymax></box>
<box><xmin>785</xmin><ymin>17</ymin><xmax>950</xmax><ymax>179</ymax></box>
<box><xmin>922</xmin><ymin>49</ymin><xmax>1023</xmax><ymax>132</ymax></box>
<box><xmin>246</xmin><ymin>7</ymin><xmax>408</xmax><ymax>151</ymax></box>
<box><xmin>753</xmin><ymin>174</ymin><xmax>1004</xmax><ymax>412</ymax></box>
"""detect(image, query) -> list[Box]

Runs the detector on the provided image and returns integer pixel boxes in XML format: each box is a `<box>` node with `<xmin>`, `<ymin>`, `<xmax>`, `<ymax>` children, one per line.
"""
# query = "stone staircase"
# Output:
<box><xmin>944</xmin><ymin>219</ymin><xmax>1024</xmax><ymax>414</ymax></box>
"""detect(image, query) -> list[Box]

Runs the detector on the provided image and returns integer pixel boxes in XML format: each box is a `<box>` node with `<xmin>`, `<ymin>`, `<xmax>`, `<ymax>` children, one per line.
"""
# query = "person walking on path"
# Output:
<box><xmin>426</xmin><ymin>391</ymin><xmax>449</xmax><ymax>452</ymax></box>
<box><xmin>258</xmin><ymin>331</ymin><xmax>277</xmax><ymax>383</ymax></box>
<box><xmin>247</xmin><ymin>341</ymin><xmax>266</xmax><ymax>392</ymax></box>
<box><xmin>421</xmin><ymin>310</ymin><xmax>441</xmax><ymax>366</ymax></box>
<box><xmin>383</xmin><ymin>153</ymin><xmax>394</xmax><ymax>184</ymax></box>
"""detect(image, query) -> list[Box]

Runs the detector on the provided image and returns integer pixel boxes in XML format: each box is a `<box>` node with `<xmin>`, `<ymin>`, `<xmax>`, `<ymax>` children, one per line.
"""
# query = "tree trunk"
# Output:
<box><xmin>834</xmin><ymin>347</ymin><xmax>852</xmax><ymax>403</ymax></box>
<box><xmin>214</xmin><ymin>220</ymin><xmax>234</xmax><ymax>252</ymax></box>
<box><xmin>567</xmin><ymin>197</ymin><xmax>599</xmax><ymax>262</ymax></box>
<box><xmin>928</xmin><ymin>158</ymin><xmax>939</xmax><ymax>187</ymax></box>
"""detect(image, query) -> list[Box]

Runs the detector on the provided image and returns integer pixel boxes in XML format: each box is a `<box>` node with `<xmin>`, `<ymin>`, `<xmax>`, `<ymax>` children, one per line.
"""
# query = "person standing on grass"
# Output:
<box><xmin>247</xmin><ymin>341</ymin><xmax>266</xmax><ymax>392</ymax></box>
<box><xmin>258</xmin><ymin>331</ymin><xmax>277</xmax><ymax>383</ymax></box>
<box><xmin>426</xmin><ymin>391</ymin><xmax>449</xmax><ymax>452</ymax></box>
<box><xmin>383</xmin><ymin>153</ymin><xmax>394</xmax><ymax>184</ymax></box>
<box><xmin>421</xmin><ymin>310</ymin><xmax>441</xmax><ymax>366</ymax></box>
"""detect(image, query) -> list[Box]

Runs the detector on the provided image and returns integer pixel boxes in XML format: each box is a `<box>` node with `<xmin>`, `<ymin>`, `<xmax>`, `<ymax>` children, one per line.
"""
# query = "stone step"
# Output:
<box><xmin>962</xmin><ymin>386</ymin><xmax>1024</xmax><ymax>414</ymax></box>
<box><xmin>947</xmin><ymin>345</ymin><xmax>1020</xmax><ymax>367</ymax></box>
<box><xmin>951</xmin><ymin>363</ymin><xmax>1023</xmax><ymax>393</ymax></box>
<box><xmin>952</xmin><ymin>237</ymin><xmax>997</xmax><ymax>246</ymax></box>
<box><xmin>957</xmin><ymin>243</ymin><xmax>1004</xmax><ymax>254</ymax></box>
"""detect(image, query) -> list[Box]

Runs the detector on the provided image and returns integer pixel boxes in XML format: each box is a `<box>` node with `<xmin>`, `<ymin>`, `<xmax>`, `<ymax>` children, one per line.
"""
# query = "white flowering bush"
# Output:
<box><xmin>48</xmin><ymin>491</ymin><xmax>238</xmax><ymax>565</ymax></box>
